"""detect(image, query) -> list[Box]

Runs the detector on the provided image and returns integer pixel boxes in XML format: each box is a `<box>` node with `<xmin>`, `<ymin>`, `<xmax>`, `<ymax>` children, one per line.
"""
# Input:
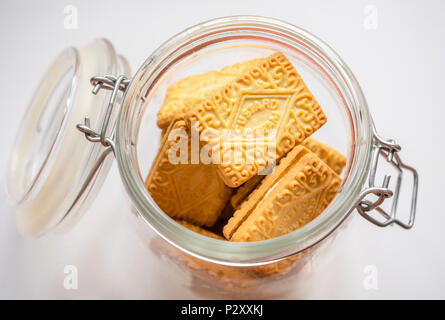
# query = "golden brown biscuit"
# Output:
<box><xmin>229</xmin><ymin>138</ymin><xmax>345</xmax><ymax>210</ymax></box>
<box><xmin>224</xmin><ymin>146</ymin><xmax>341</xmax><ymax>241</ymax></box>
<box><xmin>176</xmin><ymin>220</ymin><xmax>225</xmax><ymax>240</ymax></box>
<box><xmin>301</xmin><ymin>137</ymin><xmax>346</xmax><ymax>175</ymax></box>
<box><xmin>145</xmin><ymin>120</ymin><xmax>232</xmax><ymax>227</ymax></box>
<box><xmin>206</xmin><ymin>201</ymin><xmax>235</xmax><ymax>236</ymax></box>
<box><xmin>186</xmin><ymin>52</ymin><xmax>327</xmax><ymax>188</ymax></box>
<box><xmin>157</xmin><ymin>59</ymin><xmax>263</xmax><ymax>129</ymax></box>
<box><xmin>230</xmin><ymin>175</ymin><xmax>264</xmax><ymax>209</ymax></box>
<box><xmin>224</xmin><ymin>145</ymin><xmax>311</xmax><ymax>239</ymax></box>
<box><xmin>159</xmin><ymin>127</ymin><xmax>167</xmax><ymax>143</ymax></box>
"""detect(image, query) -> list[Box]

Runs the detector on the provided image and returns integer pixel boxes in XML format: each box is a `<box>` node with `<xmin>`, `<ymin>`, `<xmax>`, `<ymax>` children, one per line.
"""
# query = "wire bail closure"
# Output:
<box><xmin>356</xmin><ymin>126</ymin><xmax>419</xmax><ymax>229</ymax></box>
<box><xmin>76</xmin><ymin>75</ymin><xmax>130</xmax><ymax>154</ymax></box>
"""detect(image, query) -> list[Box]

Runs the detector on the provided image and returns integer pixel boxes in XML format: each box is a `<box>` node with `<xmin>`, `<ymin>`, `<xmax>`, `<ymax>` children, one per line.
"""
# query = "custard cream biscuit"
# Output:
<box><xmin>145</xmin><ymin>120</ymin><xmax>232</xmax><ymax>227</ymax></box>
<box><xmin>224</xmin><ymin>146</ymin><xmax>341</xmax><ymax>241</ymax></box>
<box><xmin>229</xmin><ymin>138</ymin><xmax>345</xmax><ymax>210</ymax></box>
<box><xmin>186</xmin><ymin>52</ymin><xmax>327</xmax><ymax>188</ymax></box>
<box><xmin>157</xmin><ymin>59</ymin><xmax>263</xmax><ymax>129</ymax></box>
<box><xmin>302</xmin><ymin>137</ymin><xmax>346</xmax><ymax>175</ymax></box>
<box><xmin>223</xmin><ymin>145</ymin><xmax>312</xmax><ymax>239</ymax></box>
<box><xmin>230</xmin><ymin>175</ymin><xmax>264</xmax><ymax>210</ymax></box>
<box><xmin>176</xmin><ymin>220</ymin><xmax>225</xmax><ymax>240</ymax></box>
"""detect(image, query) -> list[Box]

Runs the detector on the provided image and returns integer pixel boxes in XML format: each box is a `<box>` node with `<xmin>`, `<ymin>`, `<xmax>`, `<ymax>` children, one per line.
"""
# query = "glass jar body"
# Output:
<box><xmin>115</xmin><ymin>16</ymin><xmax>373</xmax><ymax>265</ymax></box>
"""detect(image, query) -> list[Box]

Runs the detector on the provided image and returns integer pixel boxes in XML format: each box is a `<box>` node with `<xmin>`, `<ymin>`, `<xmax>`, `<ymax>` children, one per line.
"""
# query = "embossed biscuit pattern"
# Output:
<box><xmin>157</xmin><ymin>59</ymin><xmax>263</xmax><ymax>129</ymax></box>
<box><xmin>157</xmin><ymin>72</ymin><xmax>239</xmax><ymax>129</ymax></box>
<box><xmin>229</xmin><ymin>138</ymin><xmax>346</xmax><ymax>211</ymax></box>
<box><xmin>146</xmin><ymin>120</ymin><xmax>232</xmax><ymax>227</ymax></box>
<box><xmin>186</xmin><ymin>52</ymin><xmax>327</xmax><ymax>188</ymax></box>
<box><xmin>223</xmin><ymin>145</ymin><xmax>311</xmax><ymax>239</ymax></box>
<box><xmin>230</xmin><ymin>137</ymin><xmax>346</xmax><ymax>209</ymax></box>
<box><xmin>230</xmin><ymin>152</ymin><xmax>341</xmax><ymax>241</ymax></box>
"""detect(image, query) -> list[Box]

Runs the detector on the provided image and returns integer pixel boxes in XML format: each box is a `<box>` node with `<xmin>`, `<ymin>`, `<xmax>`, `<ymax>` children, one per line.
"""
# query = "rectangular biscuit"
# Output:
<box><xmin>223</xmin><ymin>145</ymin><xmax>312</xmax><ymax>239</ymax></box>
<box><xmin>226</xmin><ymin>146</ymin><xmax>341</xmax><ymax>241</ymax></box>
<box><xmin>229</xmin><ymin>138</ymin><xmax>346</xmax><ymax>210</ymax></box>
<box><xmin>186</xmin><ymin>52</ymin><xmax>327</xmax><ymax>188</ymax></box>
<box><xmin>145</xmin><ymin>120</ymin><xmax>232</xmax><ymax>227</ymax></box>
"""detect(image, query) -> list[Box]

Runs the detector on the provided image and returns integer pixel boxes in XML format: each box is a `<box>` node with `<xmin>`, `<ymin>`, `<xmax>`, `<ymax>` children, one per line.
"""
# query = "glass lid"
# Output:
<box><xmin>6</xmin><ymin>39</ymin><xmax>130</xmax><ymax>236</ymax></box>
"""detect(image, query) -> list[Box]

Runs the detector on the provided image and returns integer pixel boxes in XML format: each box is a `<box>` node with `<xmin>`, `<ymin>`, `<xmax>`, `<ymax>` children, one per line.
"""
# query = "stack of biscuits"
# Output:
<box><xmin>145</xmin><ymin>52</ymin><xmax>346</xmax><ymax>242</ymax></box>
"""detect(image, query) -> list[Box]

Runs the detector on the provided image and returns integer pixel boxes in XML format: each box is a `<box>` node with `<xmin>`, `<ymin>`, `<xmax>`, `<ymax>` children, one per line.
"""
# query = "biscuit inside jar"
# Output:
<box><xmin>145</xmin><ymin>52</ymin><xmax>346</xmax><ymax>242</ymax></box>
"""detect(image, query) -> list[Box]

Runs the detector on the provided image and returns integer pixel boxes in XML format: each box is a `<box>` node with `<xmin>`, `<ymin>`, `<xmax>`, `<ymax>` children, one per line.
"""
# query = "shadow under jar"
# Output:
<box><xmin>6</xmin><ymin>16</ymin><xmax>418</xmax><ymax>298</ymax></box>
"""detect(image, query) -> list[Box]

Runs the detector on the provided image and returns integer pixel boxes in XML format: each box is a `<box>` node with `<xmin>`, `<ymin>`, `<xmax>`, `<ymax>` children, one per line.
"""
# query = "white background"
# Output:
<box><xmin>0</xmin><ymin>0</ymin><xmax>443</xmax><ymax>299</ymax></box>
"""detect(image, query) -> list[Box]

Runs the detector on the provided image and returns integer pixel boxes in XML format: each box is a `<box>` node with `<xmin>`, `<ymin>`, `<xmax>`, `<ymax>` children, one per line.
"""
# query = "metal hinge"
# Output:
<box><xmin>76</xmin><ymin>75</ymin><xmax>130</xmax><ymax>153</ymax></box>
<box><xmin>356</xmin><ymin>127</ymin><xmax>419</xmax><ymax>229</ymax></box>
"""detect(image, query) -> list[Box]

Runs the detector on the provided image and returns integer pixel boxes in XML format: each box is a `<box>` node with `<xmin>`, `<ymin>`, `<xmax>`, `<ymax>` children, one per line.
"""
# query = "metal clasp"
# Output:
<box><xmin>76</xmin><ymin>75</ymin><xmax>130</xmax><ymax>153</ymax></box>
<box><xmin>356</xmin><ymin>126</ymin><xmax>419</xmax><ymax>229</ymax></box>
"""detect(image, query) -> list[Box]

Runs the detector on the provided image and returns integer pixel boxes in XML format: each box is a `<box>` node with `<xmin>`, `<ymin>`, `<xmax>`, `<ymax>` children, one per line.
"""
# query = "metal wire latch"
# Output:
<box><xmin>76</xmin><ymin>75</ymin><xmax>130</xmax><ymax>153</ymax></box>
<box><xmin>356</xmin><ymin>128</ymin><xmax>419</xmax><ymax>229</ymax></box>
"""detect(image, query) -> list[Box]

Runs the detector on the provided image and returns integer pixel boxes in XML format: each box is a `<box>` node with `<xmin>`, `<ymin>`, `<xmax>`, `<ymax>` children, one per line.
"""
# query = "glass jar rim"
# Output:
<box><xmin>115</xmin><ymin>15</ymin><xmax>373</xmax><ymax>266</ymax></box>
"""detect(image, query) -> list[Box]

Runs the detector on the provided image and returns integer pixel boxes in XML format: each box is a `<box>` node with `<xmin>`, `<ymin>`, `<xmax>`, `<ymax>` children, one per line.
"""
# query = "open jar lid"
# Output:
<box><xmin>6</xmin><ymin>39</ymin><xmax>130</xmax><ymax>236</ymax></box>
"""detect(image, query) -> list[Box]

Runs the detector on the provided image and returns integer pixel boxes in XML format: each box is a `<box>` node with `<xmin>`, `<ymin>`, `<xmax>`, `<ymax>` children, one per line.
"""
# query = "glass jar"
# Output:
<box><xmin>6</xmin><ymin>16</ymin><xmax>418</xmax><ymax>298</ymax></box>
